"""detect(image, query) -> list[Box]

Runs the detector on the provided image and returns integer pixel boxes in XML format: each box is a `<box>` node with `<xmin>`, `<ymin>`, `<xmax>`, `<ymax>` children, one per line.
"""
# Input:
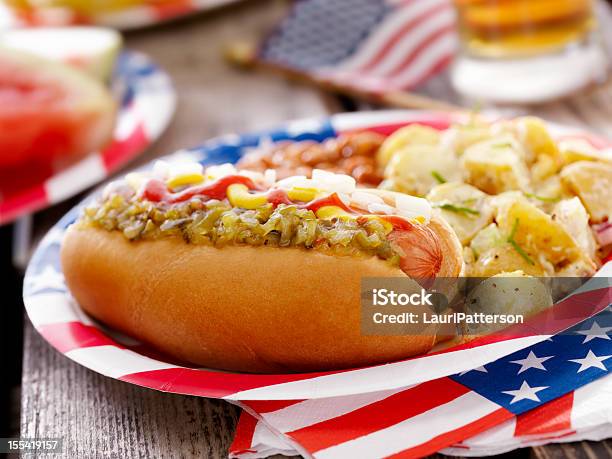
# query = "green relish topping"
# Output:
<box><xmin>80</xmin><ymin>193</ymin><xmax>401</xmax><ymax>263</ymax></box>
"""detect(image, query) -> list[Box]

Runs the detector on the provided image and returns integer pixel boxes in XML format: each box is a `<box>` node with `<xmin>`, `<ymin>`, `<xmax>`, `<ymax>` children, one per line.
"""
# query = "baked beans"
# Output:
<box><xmin>237</xmin><ymin>132</ymin><xmax>385</xmax><ymax>186</ymax></box>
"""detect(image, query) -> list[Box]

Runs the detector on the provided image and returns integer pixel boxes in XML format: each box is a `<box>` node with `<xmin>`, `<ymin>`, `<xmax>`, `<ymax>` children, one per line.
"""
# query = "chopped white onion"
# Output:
<box><xmin>205</xmin><ymin>163</ymin><xmax>236</xmax><ymax>179</ymax></box>
<box><xmin>311</xmin><ymin>169</ymin><xmax>336</xmax><ymax>182</ymax></box>
<box><xmin>397</xmin><ymin>209</ymin><xmax>424</xmax><ymax>220</ymax></box>
<box><xmin>152</xmin><ymin>160</ymin><xmax>170</xmax><ymax>179</ymax></box>
<box><xmin>125</xmin><ymin>173</ymin><xmax>148</xmax><ymax>192</ymax></box>
<box><xmin>237</xmin><ymin>169</ymin><xmax>265</xmax><ymax>183</ymax></box>
<box><xmin>275</xmin><ymin>175</ymin><xmax>311</xmax><ymax>190</ymax></box>
<box><xmin>337</xmin><ymin>192</ymin><xmax>351</xmax><ymax>207</ymax></box>
<box><xmin>394</xmin><ymin>194</ymin><xmax>431</xmax><ymax>221</ymax></box>
<box><xmin>350</xmin><ymin>191</ymin><xmax>384</xmax><ymax>208</ymax></box>
<box><xmin>102</xmin><ymin>180</ymin><xmax>135</xmax><ymax>199</ymax></box>
<box><xmin>169</xmin><ymin>161</ymin><xmax>204</xmax><ymax>179</ymax></box>
<box><xmin>275</xmin><ymin>170</ymin><xmax>357</xmax><ymax>195</ymax></box>
<box><xmin>312</xmin><ymin>169</ymin><xmax>356</xmax><ymax>193</ymax></box>
<box><xmin>367</xmin><ymin>203</ymin><xmax>395</xmax><ymax>215</ymax></box>
<box><xmin>264</xmin><ymin>169</ymin><xmax>277</xmax><ymax>186</ymax></box>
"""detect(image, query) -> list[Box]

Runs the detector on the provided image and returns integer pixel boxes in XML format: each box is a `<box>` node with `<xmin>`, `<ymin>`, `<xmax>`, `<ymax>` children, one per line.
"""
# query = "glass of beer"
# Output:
<box><xmin>451</xmin><ymin>0</ymin><xmax>608</xmax><ymax>104</ymax></box>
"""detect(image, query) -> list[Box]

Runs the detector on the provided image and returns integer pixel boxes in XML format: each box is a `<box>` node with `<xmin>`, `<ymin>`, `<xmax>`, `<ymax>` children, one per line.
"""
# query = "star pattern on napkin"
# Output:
<box><xmin>569</xmin><ymin>350</ymin><xmax>612</xmax><ymax>373</ymax></box>
<box><xmin>510</xmin><ymin>351</ymin><xmax>554</xmax><ymax>374</ymax></box>
<box><xmin>502</xmin><ymin>381</ymin><xmax>549</xmax><ymax>404</ymax></box>
<box><xmin>575</xmin><ymin>321</ymin><xmax>612</xmax><ymax>343</ymax></box>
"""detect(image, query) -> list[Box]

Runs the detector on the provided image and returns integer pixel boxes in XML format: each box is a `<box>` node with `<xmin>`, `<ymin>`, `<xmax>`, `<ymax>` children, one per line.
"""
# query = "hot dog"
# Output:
<box><xmin>61</xmin><ymin>161</ymin><xmax>463</xmax><ymax>373</ymax></box>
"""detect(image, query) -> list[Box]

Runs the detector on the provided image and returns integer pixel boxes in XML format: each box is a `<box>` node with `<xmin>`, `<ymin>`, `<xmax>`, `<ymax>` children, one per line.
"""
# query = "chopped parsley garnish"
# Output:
<box><xmin>507</xmin><ymin>218</ymin><xmax>535</xmax><ymax>265</ymax></box>
<box><xmin>435</xmin><ymin>203</ymin><xmax>480</xmax><ymax>216</ymax></box>
<box><xmin>431</xmin><ymin>170</ymin><xmax>447</xmax><ymax>184</ymax></box>
<box><xmin>492</xmin><ymin>142</ymin><xmax>513</xmax><ymax>149</ymax></box>
<box><xmin>524</xmin><ymin>192</ymin><xmax>561</xmax><ymax>203</ymax></box>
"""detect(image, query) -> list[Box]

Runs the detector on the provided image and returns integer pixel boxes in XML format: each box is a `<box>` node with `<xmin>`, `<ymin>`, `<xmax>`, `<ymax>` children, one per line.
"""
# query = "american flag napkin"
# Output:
<box><xmin>228</xmin><ymin>271</ymin><xmax>612</xmax><ymax>459</ymax></box>
<box><xmin>231</xmin><ymin>372</ymin><xmax>612</xmax><ymax>458</ymax></box>
<box><xmin>258</xmin><ymin>0</ymin><xmax>457</xmax><ymax>95</ymax></box>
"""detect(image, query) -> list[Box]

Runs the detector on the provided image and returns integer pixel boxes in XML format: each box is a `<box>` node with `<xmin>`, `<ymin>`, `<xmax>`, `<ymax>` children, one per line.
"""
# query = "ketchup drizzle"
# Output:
<box><xmin>141</xmin><ymin>175</ymin><xmax>260</xmax><ymax>203</ymax></box>
<box><xmin>301</xmin><ymin>193</ymin><xmax>354</xmax><ymax>213</ymax></box>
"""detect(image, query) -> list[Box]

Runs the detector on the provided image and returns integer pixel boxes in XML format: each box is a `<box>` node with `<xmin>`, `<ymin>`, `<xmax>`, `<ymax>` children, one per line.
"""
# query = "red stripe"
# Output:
<box><xmin>387</xmin><ymin>408</ymin><xmax>512</xmax><ymax>459</ymax></box>
<box><xmin>287</xmin><ymin>378</ymin><xmax>470</xmax><ymax>453</ymax></box>
<box><xmin>38</xmin><ymin>321</ymin><xmax>121</xmax><ymax>354</ymax></box>
<box><xmin>243</xmin><ymin>400</ymin><xmax>304</xmax><ymax>414</ymax></box>
<box><xmin>0</xmin><ymin>183</ymin><xmax>47</xmax><ymax>225</ymax></box>
<box><xmin>358</xmin><ymin>3</ymin><xmax>451</xmax><ymax>73</ymax></box>
<box><xmin>101</xmin><ymin>122</ymin><xmax>148</xmax><ymax>171</ymax></box>
<box><xmin>344</xmin><ymin>118</ymin><xmax>453</xmax><ymax>137</ymax></box>
<box><xmin>514</xmin><ymin>392</ymin><xmax>574</xmax><ymax>436</ymax></box>
<box><xmin>230</xmin><ymin>412</ymin><xmax>259</xmax><ymax>454</ymax></box>
<box><xmin>385</xmin><ymin>24</ymin><xmax>455</xmax><ymax>78</ymax></box>
<box><xmin>393</xmin><ymin>52</ymin><xmax>453</xmax><ymax>90</ymax></box>
<box><xmin>119</xmin><ymin>368</ymin><xmax>330</xmax><ymax>399</ymax></box>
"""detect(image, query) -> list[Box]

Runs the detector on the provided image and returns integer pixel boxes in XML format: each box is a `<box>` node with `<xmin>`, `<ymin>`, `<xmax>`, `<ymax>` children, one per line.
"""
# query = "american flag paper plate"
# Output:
<box><xmin>23</xmin><ymin>111</ymin><xmax>612</xmax><ymax>402</ymax></box>
<box><xmin>0</xmin><ymin>51</ymin><xmax>176</xmax><ymax>225</ymax></box>
<box><xmin>0</xmin><ymin>0</ymin><xmax>242</xmax><ymax>30</ymax></box>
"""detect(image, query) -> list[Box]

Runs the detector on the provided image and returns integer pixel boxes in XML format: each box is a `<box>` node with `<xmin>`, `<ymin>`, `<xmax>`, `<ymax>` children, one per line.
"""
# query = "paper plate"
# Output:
<box><xmin>0</xmin><ymin>0</ymin><xmax>241</xmax><ymax>30</ymax></box>
<box><xmin>0</xmin><ymin>50</ymin><xmax>176</xmax><ymax>225</ymax></box>
<box><xmin>23</xmin><ymin>111</ymin><xmax>612</xmax><ymax>400</ymax></box>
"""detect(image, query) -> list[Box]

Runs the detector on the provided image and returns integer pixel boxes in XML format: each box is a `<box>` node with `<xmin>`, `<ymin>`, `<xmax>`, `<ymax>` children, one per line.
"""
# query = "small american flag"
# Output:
<box><xmin>258</xmin><ymin>0</ymin><xmax>457</xmax><ymax>94</ymax></box>
<box><xmin>229</xmin><ymin>301</ymin><xmax>612</xmax><ymax>459</ymax></box>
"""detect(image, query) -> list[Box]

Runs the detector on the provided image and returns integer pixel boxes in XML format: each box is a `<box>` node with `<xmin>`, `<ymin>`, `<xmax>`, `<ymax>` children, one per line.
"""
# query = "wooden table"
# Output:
<box><xmin>18</xmin><ymin>1</ymin><xmax>612</xmax><ymax>457</ymax></box>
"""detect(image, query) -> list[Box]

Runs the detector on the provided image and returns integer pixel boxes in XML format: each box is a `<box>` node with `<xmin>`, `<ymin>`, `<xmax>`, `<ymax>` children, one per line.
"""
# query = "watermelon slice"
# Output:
<box><xmin>0</xmin><ymin>46</ymin><xmax>116</xmax><ymax>170</ymax></box>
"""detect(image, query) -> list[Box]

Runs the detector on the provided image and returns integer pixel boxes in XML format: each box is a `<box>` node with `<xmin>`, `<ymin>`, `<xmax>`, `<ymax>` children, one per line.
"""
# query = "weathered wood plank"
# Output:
<box><xmin>22</xmin><ymin>322</ymin><xmax>241</xmax><ymax>458</ymax></box>
<box><xmin>532</xmin><ymin>440</ymin><xmax>612</xmax><ymax>459</ymax></box>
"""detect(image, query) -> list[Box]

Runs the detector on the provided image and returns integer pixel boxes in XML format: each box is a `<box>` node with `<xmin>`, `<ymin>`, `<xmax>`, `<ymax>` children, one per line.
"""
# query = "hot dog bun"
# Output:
<box><xmin>61</xmin><ymin>212</ymin><xmax>462</xmax><ymax>373</ymax></box>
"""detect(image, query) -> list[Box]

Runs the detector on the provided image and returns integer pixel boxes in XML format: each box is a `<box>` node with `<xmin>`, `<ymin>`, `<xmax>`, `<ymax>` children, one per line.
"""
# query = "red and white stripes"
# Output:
<box><xmin>230</xmin><ymin>378</ymin><xmax>513</xmax><ymax>459</ymax></box>
<box><xmin>442</xmin><ymin>373</ymin><xmax>612</xmax><ymax>456</ymax></box>
<box><xmin>229</xmin><ymin>373</ymin><xmax>612</xmax><ymax>459</ymax></box>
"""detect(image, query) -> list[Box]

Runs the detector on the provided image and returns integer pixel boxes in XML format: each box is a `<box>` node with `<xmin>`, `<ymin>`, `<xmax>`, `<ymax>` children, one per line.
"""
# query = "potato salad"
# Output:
<box><xmin>378</xmin><ymin>116</ymin><xmax>611</xmax><ymax>277</ymax></box>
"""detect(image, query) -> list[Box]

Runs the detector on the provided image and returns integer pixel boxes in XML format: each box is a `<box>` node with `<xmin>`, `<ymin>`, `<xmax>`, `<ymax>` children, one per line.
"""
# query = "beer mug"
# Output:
<box><xmin>451</xmin><ymin>0</ymin><xmax>608</xmax><ymax>104</ymax></box>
